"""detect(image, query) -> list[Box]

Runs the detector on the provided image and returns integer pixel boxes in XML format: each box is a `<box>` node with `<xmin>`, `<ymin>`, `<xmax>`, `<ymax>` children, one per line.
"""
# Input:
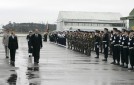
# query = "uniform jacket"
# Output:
<box><xmin>103</xmin><ymin>33</ymin><xmax>109</xmax><ymax>46</ymax></box>
<box><xmin>95</xmin><ymin>35</ymin><xmax>101</xmax><ymax>45</ymax></box>
<box><xmin>122</xmin><ymin>35</ymin><xmax>129</xmax><ymax>46</ymax></box>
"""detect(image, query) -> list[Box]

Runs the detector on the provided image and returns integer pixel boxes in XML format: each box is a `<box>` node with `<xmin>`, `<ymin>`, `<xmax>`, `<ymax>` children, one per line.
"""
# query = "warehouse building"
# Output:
<box><xmin>121</xmin><ymin>8</ymin><xmax>134</xmax><ymax>30</ymax></box>
<box><xmin>57</xmin><ymin>11</ymin><xmax>126</xmax><ymax>31</ymax></box>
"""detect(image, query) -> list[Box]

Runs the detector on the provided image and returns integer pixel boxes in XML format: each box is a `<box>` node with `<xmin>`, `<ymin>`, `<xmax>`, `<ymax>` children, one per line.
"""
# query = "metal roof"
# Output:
<box><xmin>58</xmin><ymin>11</ymin><xmax>122</xmax><ymax>21</ymax></box>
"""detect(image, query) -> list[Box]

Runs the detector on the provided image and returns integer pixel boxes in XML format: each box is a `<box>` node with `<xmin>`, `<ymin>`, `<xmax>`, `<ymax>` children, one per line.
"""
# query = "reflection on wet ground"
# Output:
<box><xmin>27</xmin><ymin>65</ymin><xmax>40</xmax><ymax>79</ymax></box>
<box><xmin>0</xmin><ymin>37</ymin><xmax>133</xmax><ymax>85</ymax></box>
<box><xmin>7</xmin><ymin>74</ymin><xmax>17</xmax><ymax>85</ymax></box>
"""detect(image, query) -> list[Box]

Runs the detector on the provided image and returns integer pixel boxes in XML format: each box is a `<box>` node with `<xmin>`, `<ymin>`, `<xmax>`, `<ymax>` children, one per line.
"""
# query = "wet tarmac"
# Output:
<box><xmin>0</xmin><ymin>36</ymin><xmax>134</xmax><ymax>85</ymax></box>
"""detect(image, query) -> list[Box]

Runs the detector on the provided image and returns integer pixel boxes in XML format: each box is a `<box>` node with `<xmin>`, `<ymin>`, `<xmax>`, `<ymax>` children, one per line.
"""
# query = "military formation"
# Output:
<box><xmin>65</xmin><ymin>28</ymin><xmax>134</xmax><ymax>70</ymax></box>
<box><xmin>66</xmin><ymin>31</ymin><xmax>93</xmax><ymax>56</ymax></box>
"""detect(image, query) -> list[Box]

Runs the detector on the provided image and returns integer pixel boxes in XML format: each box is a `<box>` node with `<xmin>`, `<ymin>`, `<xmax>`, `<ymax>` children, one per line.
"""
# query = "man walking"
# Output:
<box><xmin>8</xmin><ymin>31</ymin><xmax>18</xmax><ymax>65</ymax></box>
<box><xmin>31</xmin><ymin>29</ymin><xmax>43</xmax><ymax>64</ymax></box>
<box><xmin>2</xmin><ymin>29</ymin><xmax>10</xmax><ymax>58</ymax></box>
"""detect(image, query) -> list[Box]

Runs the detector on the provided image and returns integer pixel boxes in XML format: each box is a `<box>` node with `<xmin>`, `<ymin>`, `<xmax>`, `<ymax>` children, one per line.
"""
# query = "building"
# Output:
<box><xmin>121</xmin><ymin>8</ymin><xmax>134</xmax><ymax>30</ymax></box>
<box><xmin>57</xmin><ymin>11</ymin><xmax>126</xmax><ymax>31</ymax></box>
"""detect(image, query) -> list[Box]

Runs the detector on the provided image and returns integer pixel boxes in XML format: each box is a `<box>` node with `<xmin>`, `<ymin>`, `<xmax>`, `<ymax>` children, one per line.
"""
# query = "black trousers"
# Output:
<box><xmin>103</xmin><ymin>44</ymin><xmax>108</xmax><ymax>59</ymax></box>
<box><xmin>43</xmin><ymin>35</ymin><xmax>47</xmax><ymax>41</ymax></box>
<box><xmin>123</xmin><ymin>48</ymin><xmax>129</xmax><ymax>65</ymax></box>
<box><xmin>129</xmin><ymin>49</ymin><xmax>134</xmax><ymax>67</ymax></box>
<box><xmin>28</xmin><ymin>44</ymin><xmax>33</xmax><ymax>53</ymax></box>
<box><xmin>10</xmin><ymin>49</ymin><xmax>16</xmax><ymax>61</ymax></box>
<box><xmin>95</xmin><ymin>45</ymin><xmax>99</xmax><ymax>56</ymax></box>
<box><xmin>113</xmin><ymin>46</ymin><xmax>116</xmax><ymax>62</ymax></box>
<box><xmin>110</xmin><ymin>44</ymin><xmax>114</xmax><ymax>55</ymax></box>
<box><xmin>33</xmin><ymin>48</ymin><xmax>40</xmax><ymax>63</ymax></box>
<box><xmin>114</xmin><ymin>46</ymin><xmax>120</xmax><ymax>63</ymax></box>
<box><xmin>120</xmin><ymin>47</ymin><xmax>125</xmax><ymax>64</ymax></box>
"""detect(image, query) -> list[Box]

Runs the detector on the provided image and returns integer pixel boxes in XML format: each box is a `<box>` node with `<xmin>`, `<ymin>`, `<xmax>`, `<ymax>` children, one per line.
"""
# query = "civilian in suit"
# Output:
<box><xmin>8</xmin><ymin>31</ymin><xmax>18</xmax><ymax>65</ymax></box>
<box><xmin>2</xmin><ymin>29</ymin><xmax>10</xmax><ymax>58</ymax></box>
<box><xmin>26</xmin><ymin>31</ymin><xmax>33</xmax><ymax>57</ymax></box>
<box><xmin>31</xmin><ymin>29</ymin><xmax>43</xmax><ymax>64</ymax></box>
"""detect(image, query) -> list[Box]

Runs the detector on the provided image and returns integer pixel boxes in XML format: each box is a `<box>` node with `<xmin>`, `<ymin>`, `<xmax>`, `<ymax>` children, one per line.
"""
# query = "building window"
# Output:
<box><xmin>64</xmin><ymin>22</ymin><xmax>124</xmax><ymax>27</ymax></box>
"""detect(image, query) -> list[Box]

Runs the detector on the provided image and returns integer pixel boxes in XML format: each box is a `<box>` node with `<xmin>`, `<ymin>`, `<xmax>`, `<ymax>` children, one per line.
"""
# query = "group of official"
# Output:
<box><xmin>3</xmin><ymin>30</ymin><xmax>18</xmax><ymax>65</ymax></box>
<box><xmin>49</xmin><ymin>32</ymin><xmax>66</xmax><ymax>46</ymax></box>
<box><xmin>2</xmin><ymin>29</ymin><xmax>43</xmax><ymax>66</ymax></box>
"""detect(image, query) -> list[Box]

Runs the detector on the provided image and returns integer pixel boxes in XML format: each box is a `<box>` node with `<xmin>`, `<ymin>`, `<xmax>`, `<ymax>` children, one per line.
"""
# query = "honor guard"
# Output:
<box><xmin>120</xmin><ymin>29</ymin><xmax>126</xmax><ymax>67</ymax></box>
<box><xmin>111</xmin><ymin>28</ymin><xmax>120</xmax><ymax>65</ymax></box>
<box><xmin>102</xmin><ymin>28</ymin><xmax>109</xmax><ymax>61</ymax></box>
<box><xmin>122</xmin><ymin>30</ymin><xmax>129</xmax><ymax>68</ymax></box>
<box><xmin>94</xmin><ymin>30</ymin><xmax>101</xmax><ymax>58</ymax></box>
<box><xmin>128</xmin><ymin>30</ymin><xmax>134</xmax><ymax>70</ymax></box>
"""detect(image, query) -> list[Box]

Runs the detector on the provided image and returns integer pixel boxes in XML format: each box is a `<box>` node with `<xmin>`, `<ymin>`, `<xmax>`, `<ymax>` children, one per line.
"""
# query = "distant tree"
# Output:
<box><xmin>3</xmin><ymin>22</ymin><xmax>56</xmax><ymax>33</ymax></box>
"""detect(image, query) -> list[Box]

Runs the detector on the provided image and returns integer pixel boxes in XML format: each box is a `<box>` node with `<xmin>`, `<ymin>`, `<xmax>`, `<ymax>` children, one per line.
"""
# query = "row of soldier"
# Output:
<box><xmin>66</xmin><ymin>28</ymin><xmax>134</xmax><ymax>70</ymax></box>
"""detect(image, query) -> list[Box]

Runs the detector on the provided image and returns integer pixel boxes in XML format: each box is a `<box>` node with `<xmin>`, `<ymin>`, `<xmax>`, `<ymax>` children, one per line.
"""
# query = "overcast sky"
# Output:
<box><xmin>0</xmin><ymin>0</ymin><xmax>134</xmax><ymax>25</ymax></box>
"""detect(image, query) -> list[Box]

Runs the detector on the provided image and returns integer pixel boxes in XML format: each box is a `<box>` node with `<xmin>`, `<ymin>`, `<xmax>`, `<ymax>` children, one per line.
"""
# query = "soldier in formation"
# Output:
<box><xmin>49</xmin><ymin>28</ymin><xmax>134</xmax><ymax>70</ymax></box>
<box><xmin>94</xmin><ymin>30</ymin><xmax>101</xmax><ymax>58</ymax></box>
<box><xmin>66</xmin><ymin>31</ymin><xmax>93</xmax><ymax>56</ymax></box>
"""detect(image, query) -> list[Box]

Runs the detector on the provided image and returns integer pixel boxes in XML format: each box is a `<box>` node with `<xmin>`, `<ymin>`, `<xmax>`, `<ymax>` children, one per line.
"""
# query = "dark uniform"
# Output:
<box><xmin>111</xmin><ymin>33</ymin><xmax>116</xmax><ymax>63</ymax></box>
<box><xmin>100</xmin><ymin>31</ymin><xmax>104</xmax><ymax>53</ymax></box>
<box><xmin>113</xmin><ymin>32</ymin><xmax>120</xmax><ymax>65</ymax></box>
<box><xmin>109</xmin><ymin>31</ymin><xmax>113</xmax><ymax>55</ymax></box>
<box><xmin>94</xmin><ymin>31</ymin><xmax>101</xmax><ymax>58</ymax></box>
<box><xmin>120</xmin><ymin>34</ymin><xmax>125</xmax><ymax>67</ymax></box>
<box><xmin>122</xmin><ymin>33</ymin><xmax>129</xmax><ymax>68</ymax></box>
<box><xmin>128</xmin><ymin>33</ymin><xmax>134</xmax><ymax>70</ymax></box>
<box><xmin>102</xmin><ymin>28</ymin><xmax>109</xmax><ymax>61</ymax></box>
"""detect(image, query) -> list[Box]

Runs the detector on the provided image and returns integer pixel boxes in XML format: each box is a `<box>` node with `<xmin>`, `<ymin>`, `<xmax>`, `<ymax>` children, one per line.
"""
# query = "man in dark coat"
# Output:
<box><xmin>31</xmin><ymin>29</ymin><xmax>43</xmax><ymax>64</ymax></box>
<box><xmin>8</xmin><ymin>31</ymin><xmax>18</xmax><ymax>65</ymax></box>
